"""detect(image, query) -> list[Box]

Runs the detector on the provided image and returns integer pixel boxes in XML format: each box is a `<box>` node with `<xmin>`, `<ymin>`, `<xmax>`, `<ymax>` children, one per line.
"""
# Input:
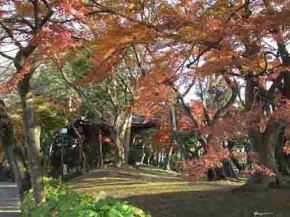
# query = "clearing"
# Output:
<box><xmin>69</xmin><ymin>167</ymin><xmax>290</xmax><ymax>217</ymax></box>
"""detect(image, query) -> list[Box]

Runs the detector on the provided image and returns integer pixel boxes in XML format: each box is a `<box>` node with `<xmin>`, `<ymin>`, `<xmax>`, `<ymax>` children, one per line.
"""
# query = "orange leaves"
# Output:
<box><xmin>283</xmin><ymin>143</ymin><xmax>290</xmax><ymax>155</ymax></box>
<box><xmin>96</xmin><ymin>22</ymin><xmax>155</xmax><ymax>51</ymax></box>
<box><xmin>152</xmin><ymin>122</ymin><xmax>171</xmax><ymax>145</ymax></box>
<box><xmin>272</xmin><ymin>99</ymin><xmax>290</xmax><ymax>123</ymax></box>
<box><xmin>84</xmin><ymin>50</ymin><xmax>124</xmax><ymax>83</ymax></box>
<box><xmin>83</xmin><ymin>20</ymin><xmax>156</xmax><ymax>81</ymax></box>
<box><xmin>208</xmin><ymin>109</ymin><xmax>260</xmax><ymax>139</ymax></box>
<box><xmin>190</xmin><ymin>101</ymin><xmax>204</xmax><ymax>119</ymax></box>
<box><xmin>133</xmin><ymin>82</ymin><xmax>175</xmax><ymax>118</ymax></box>
<box><xmin>0</xmin><ymin>59</ymin><xmax>32</xmax><ymax>94</ymax></box>
<box><xmin>196</xmin><ymin>49</ymin><xmax>234</xmax><ymax>77</ymax></box>
<box><xmin>179</xmin><ymin>113</ymin><xmax>193</xmax><ymax>131</ymax></box>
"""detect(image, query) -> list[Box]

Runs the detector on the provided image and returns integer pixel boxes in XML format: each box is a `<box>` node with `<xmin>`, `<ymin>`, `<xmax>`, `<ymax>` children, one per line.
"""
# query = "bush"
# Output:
<box><xmin>21</xmin><ymin>177</ymin><xmax>150</xmax><ymax>217</ymax></box>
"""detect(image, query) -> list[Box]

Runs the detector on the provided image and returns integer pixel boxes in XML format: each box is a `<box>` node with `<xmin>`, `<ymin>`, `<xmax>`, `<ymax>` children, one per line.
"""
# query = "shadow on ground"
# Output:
<box><xmin>69</xmin><ymin>168</ymin><xmax>290</xmax><ymax>217</ymax></box>
<box><xmin>125</xmin><ymin>188</ymin><xmax>290</xmax><ymax>217</ymax></box>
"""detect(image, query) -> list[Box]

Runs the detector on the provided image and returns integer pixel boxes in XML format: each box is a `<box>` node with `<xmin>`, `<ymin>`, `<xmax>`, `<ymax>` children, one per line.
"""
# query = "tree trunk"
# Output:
<box><xmin>124</xmin><ymin>114</ymin><xmax>132</xmax><ymax>165</ymax></box>
<box><xmin>147</xmin><ymin>153</ymin><xmax>152</xmax><ymax>166</ymax></box>
<box><xmin>252</xmin><ymin>121</ymin><xmax>282</xmax><ymax>173</ymax></box>
<box><xmin>275</xmin><ymin>127</ymin><xmax>290</xmax><ymax>174</ymax></box>
<box><xmin>170</xmin><ymin>105</ymin><xmax>188</xmax><ymax>166</ymax></box>
<box><xmin>165</xmin><ymin>144</ymin><xmax>174</xmax><ymax>170</ymax></box>
<box><xmin>242</xmin><ymin>70</ymin><xmax>284</xmax><ymax>191</ymax></box>
<box><xmin>0</xmin><ymin>146</ymin><xmax>4</xmax><ymax>163</ymax></box>
<box><xmin>140</xmin><ymin>144</ymin><xmax>146</xmax><ymax>165</ymax></box>
<box><xmin>239</xmin><ymin>121</ymin><xmax>283</xmax><ymax>191</ymax></box>
<box><xmin>18</xmin><ymin>76</ymin><xmax>45</xmax><ymax>204</ymax></box>
<box><xmin>0</xmin><ymin>100</ymin><xmax>30</xmax><ymax>193</ymax></box>
<box><xmin>98</xmin><ymin>129</ymin><xmax>104</xmax><ymax>168</ymax></box>
<box><xmin>114</xmin><ymin>112</ymin><xmax>132</xmax><ymax>167</ymax></box>
<box><xmin>157</xmin><ymin>152</ymin><xmax>162</xmax><ymax>168</ymax></box>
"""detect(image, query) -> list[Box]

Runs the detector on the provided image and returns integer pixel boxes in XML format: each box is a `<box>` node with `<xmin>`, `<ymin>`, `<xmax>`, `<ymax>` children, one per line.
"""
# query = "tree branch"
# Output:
<box><xmin>0</xmin><ymin>51</ymin><xmax>14</xmax><ymax>61</ymax></box>
<box><xmin>212</xmin><ymin>73</ymin><xmax>238</xmax><ymax>124</ymax></box>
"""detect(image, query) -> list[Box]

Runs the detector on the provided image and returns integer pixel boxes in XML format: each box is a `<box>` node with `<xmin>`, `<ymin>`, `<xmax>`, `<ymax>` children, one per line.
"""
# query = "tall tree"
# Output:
<box><xmin>0</xmin><ymin>0</ymin><xmax>88</xmax><ymax>203</ymax></box>
<box><xmin>82</xmin><ymin>0</ymin><xmax>290</xmax><ymax>187</ymax></box>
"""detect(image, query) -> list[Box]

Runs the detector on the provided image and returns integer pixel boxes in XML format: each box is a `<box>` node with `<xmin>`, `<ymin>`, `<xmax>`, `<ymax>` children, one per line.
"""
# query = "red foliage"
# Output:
<box><xmin>182</xmin><ymin>145</ymin><xmax>229</xmax><ymax>181</ymax></box>
<box><xmin>30</xmin><ymin>25</ymin><xmax>79</xmax><ymax>63</ymax></box>
<box><xmin>152</xmin><ymin>122</ymin><xmax>172</xmax><ymax>145</ymax></box>
<box><xmin>283</xmin><ymin>142</ymin><xmax>290</xmax><ymax>155</ymax></box>
<box><xmin>103</xmin><ymin>136</ymin><xmax>115</xmax><ymax>145</ymax></box>
<box><xmin>243</xmin><ymin>165</ymin><xmax>276</xmax><ymax>177</ymax></box>
<box><xmin>0</xmin><ymin>59</ymin><xmax>32</xmax><ymax>93</ymax></box>
<box><xmin>247</xmin><ymin>151</ymin><xmax>259</xmax><ymax>163</ymax></box>
<box><xmin>57</xmin><ymin>0</ymin><xmax>87</xmax><ymax>19</ymax></box>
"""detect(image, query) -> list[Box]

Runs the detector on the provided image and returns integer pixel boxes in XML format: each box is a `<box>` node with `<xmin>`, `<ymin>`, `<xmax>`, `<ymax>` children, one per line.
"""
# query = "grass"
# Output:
<box><xmin>69</xmin><ymin>167</ymin><xmax>290</xmax><ymax>217</ymax></box>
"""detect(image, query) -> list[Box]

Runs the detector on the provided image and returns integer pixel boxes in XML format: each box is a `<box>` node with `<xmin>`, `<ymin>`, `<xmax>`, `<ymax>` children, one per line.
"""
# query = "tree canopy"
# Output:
<box><xmin>0</xmin><ymin>0</ymin><xmax>290</xmax><ymax>207</ymax></box>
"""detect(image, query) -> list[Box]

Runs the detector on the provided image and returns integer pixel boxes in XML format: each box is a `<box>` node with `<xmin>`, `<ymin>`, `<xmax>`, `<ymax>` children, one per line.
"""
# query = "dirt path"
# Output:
<box><xmin>0</xmin><ymin>182</ymin><xmax>20</xmax><ymax>217</ymax></box>
<box><xmin>69</xmin><ymin>168</ymin><xmax>290</xmax><ymax>217</ymax></box>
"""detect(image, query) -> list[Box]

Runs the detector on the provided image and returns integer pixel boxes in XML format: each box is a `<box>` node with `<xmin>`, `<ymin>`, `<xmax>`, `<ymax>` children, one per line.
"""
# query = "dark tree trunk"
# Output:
<box><xmin>242</xmin><ymin>68</ymin><xmax>285</xmax><ymax>191</ymax></box>
<box><xmin>251</xmin><ymin>122</ymin><xmax>282</xmax><ymax>173</ymax></box>
<box><xmin>170</xmin><ymin>105</ymin><xmax>188</xmax><ymax>166</ymax></box>
<box><xmin>240</xmin><ymin>121</ymin><xmax>283</xmax><ymax>191</ymax></box>
<box><xmin>18</xmin><ymin>76</ymin><xmax>45</xmax><ymax>204</ymax></box>
<box><xmin>275</xmin><ymin>127</ymin><xmax>290</xmax><ymax>174</ymax></box>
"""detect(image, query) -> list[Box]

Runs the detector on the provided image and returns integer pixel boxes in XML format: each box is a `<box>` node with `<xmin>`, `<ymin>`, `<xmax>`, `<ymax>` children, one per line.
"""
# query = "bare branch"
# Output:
<box><xmin>0</xmin><ymin>51</ymin><xmax>14</xmax><ymax>61</ymax></box>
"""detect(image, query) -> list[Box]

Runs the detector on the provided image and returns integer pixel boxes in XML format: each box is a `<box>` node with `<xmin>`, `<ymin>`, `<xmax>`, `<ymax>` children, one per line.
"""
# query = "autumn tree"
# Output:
<box><xmin>0</xmin><ymin>0</ymin><xmax>90</xmax><ymax>203</ymax></box>
<box><xmin>80</xmin><ymin>0</ymin><xmax>290</xmax><ymax>188</ymax></box>
<box><xmin>1</xmin><ymin>0</ymin><xmax>290</xmax><ymax>202</ymax></box>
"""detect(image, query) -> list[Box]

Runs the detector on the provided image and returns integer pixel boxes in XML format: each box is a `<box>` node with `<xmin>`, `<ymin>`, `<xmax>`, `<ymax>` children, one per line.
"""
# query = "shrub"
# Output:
<box><xmin>21</xmin><ymin>177</ymin><xmax>150</xmax><ymax>217</ymax></box>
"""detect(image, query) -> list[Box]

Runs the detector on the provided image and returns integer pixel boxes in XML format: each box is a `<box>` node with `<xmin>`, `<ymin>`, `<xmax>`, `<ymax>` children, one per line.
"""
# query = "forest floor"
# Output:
<box><xmin>69</xmin><ymin>167</ymin><xmax>290</xmax><ymax>217</ymax></box>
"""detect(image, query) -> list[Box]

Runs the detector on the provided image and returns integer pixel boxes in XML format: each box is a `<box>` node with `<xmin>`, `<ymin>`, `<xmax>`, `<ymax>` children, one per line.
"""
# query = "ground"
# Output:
<box><xmin>69</xmin><ymin>167</ymin><xmax>290</xmax><ymax>217</ymax></box>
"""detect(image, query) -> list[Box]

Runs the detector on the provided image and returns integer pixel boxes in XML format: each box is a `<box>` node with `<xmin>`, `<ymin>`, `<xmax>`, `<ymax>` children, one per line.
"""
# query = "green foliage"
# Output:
<box><xmin>21</xmin><ymin>177</ymin><xmax>150</xmax><ymax>217</ymax></box>
<box><xmin>36</xmin><ymin>108</ymin><xmax>68</xmax><ymax>133</ymax></box>
<box><xmin>71</xmin><ymin>57</ymin><xmax>93</xmax><ymax>79</ymax></box>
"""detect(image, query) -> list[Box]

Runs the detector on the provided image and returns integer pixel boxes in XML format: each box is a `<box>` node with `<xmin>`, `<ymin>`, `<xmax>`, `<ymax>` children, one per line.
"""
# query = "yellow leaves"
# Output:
<box><xmin>34</xmin><ymin>101</ymin><xmax>52</xmax><ymax>111</ymax></box>
<box><xmin>128</xmin><ymin>3</ymin><xmax>135</xmax><ymax>10</ymax></box>
<box><xmin>15</xmin><ymin>3</ymin><xmax>34</xmax><ymax>17</ymax></box>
